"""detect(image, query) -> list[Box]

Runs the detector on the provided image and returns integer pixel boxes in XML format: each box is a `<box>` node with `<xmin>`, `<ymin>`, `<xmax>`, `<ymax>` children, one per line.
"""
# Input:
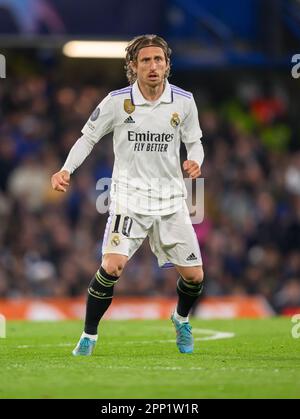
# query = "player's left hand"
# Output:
<box><xmin>183</xmin><ymin>160</ymin><xmax>201</xmax><ymax>179</ymax></box>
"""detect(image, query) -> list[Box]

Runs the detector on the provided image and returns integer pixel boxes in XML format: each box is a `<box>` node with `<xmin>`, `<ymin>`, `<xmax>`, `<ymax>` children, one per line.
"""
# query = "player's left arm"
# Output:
<box><xmin>181</xmin><ymin>95</ymin><xmax>204</xmax><ymax>179</ymax></box>
<box><xmin>183</xmin><ymin>141</ymin><xmax>204</xmax><ymax>179</ymax></box>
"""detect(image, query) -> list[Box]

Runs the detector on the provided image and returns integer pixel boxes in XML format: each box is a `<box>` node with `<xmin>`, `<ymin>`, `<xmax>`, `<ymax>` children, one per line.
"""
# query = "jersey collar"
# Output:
<box><xmin>131</xmin><ymin>80</ymin><xmax>173</xmax><ymax>105</ymax></box>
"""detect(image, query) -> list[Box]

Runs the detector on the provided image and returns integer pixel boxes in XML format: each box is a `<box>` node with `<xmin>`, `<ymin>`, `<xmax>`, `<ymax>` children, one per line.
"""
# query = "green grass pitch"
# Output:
<box><xmin>0</xmin><ymin>318</ymin><xmax>299</xmax><ymax>399</ymax></box>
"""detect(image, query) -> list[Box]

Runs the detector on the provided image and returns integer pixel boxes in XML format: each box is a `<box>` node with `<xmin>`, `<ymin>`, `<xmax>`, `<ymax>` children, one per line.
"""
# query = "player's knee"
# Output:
<box><xmin>102</xmin><ymin>262</ymin><xmax>124</xmax><ymax>277</ymax></box>
<box><xmin>102</xmin><ymin>255</ymin><xmax>127</xmax><ymax>277</ymax></box>
<box><xmin>184</xmin><ymin>266</ymin><xmax>204</xmax><ymax>284</ymax></box>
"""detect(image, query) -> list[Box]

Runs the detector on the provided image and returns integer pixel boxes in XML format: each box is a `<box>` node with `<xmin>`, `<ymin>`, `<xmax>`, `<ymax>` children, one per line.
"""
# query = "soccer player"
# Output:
<box><xmin>51</xmin><ymin>34</ymin><xmax>204</xmax><ymax>355</ymax></box>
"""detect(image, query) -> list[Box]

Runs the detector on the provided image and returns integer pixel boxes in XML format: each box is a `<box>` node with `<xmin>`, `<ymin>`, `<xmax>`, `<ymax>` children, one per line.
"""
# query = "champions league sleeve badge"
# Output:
<box><xmin>90</xmin><ymin>107</ymin><xmax>100</xmax><ymax>121</ymax></box>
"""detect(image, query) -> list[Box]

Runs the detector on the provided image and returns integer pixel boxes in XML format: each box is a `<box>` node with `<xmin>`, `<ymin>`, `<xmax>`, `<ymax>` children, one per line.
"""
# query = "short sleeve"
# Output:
<box><xmin>180</xmin><ymin>96</ymin><xmax>202</xmax><ymax>144</ymax></box>
<box><xmin>81</xmin><ymin>94</ymin><xmax>114</xmax><ymax>141</ymax></box>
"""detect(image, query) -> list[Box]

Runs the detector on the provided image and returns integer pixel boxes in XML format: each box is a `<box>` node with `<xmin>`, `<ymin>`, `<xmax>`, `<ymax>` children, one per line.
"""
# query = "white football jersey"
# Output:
<box><xmin>81</xmin><ymin>80</ymin><xmax>203</xmax><ymax>215</ymax></box>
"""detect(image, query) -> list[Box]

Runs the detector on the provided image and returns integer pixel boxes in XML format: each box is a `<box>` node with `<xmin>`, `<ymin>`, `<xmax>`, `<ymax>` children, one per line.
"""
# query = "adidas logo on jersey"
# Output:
<box><xmin>124</xmin><ymin>116</ymin><xmax>135</xmax><ymax>123</ymax></box>
<box><xmin>186</xmin><ymin>253</ymin><xmax>197</xmax><ymax>261</ymax></box>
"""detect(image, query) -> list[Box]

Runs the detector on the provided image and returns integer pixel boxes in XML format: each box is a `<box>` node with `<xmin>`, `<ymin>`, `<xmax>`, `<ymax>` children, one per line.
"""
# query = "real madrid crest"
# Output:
<box><xmin>170</xmin><ymin>112</ymin><xmax>180</xmax><ymax>128</ymax></box>
<box><xmin>111</xmin><ymin>235</ymin><xmax>120</xmax><ymax>247</ymax></box>
<box><xmin>124</xmin><ymin>99</ymin><xmax>135</xmax><ymax>114</ymax></box>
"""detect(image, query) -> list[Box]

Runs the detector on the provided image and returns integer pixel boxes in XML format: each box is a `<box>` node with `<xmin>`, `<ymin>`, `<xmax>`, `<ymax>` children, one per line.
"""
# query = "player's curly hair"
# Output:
<box><xmin>125</xmin><ymin>34</ymin><xmax>172</xmax><ymax>85</ymax></box>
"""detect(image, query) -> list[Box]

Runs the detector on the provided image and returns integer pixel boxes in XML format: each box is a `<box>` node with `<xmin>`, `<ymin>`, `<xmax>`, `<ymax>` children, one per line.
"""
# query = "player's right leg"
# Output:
<box><xmin>73</xmin><ymin>211</ymin><xmax>147</xmax><ymax>356</ymax></box>
<box><xmin>72</xmin><ymin>253</ymin><xmax>128</xmax><ymax>356</ymax></box>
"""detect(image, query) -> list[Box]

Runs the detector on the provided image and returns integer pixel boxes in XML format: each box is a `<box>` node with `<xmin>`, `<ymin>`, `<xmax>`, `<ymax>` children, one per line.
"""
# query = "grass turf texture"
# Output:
<box><xmin>0</xmin><ymin>318</ymin><xmax>299</xmax><ymax>399</ymax></box>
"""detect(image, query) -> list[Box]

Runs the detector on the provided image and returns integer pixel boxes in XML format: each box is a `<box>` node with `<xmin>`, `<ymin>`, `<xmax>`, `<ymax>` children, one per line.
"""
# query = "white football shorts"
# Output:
<box><xmin>102</xmin><ymin>203</ymin><xmax>202</xmax><ymax>267</ymax></box>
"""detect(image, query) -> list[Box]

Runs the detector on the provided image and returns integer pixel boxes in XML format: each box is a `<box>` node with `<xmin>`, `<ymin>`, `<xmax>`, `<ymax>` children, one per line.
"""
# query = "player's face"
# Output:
<box><xmin>133</xmin><ymin>46</ymin><xmax>169</xmax><ymax>88</ymax></box>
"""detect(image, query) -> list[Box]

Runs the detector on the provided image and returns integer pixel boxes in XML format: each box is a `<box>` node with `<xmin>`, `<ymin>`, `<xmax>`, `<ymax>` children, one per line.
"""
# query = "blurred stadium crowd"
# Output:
<box><xmin>0</xmin><ymin>75</ymin><xmax>300</xmax><ymax>313</ymax></box>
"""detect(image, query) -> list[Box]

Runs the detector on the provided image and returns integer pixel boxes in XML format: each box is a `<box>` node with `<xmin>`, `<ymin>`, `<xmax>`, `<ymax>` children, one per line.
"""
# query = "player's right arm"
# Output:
<box><xmin>51</xmin><ymin>93</ymin><xmax>114</xmax><ymax>193</ymax></box>
<box><xmin>51</xmin><ymin>169</ymin><xmax>70</xmax><ymax>192</ymax></box>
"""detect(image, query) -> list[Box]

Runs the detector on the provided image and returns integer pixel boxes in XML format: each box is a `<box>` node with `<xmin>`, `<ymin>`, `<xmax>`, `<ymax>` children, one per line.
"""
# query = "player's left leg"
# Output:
<box><xmin>149</xmin><ymin>204</ymin><xmax>204</xmax><ymax>353</ymax></box>
<box><xmin>174</xmin><ymin>265</ymin><xmax>204</xmax><ymax>320</ymax></box>
<box><xmin>171</xmin><ymin>265</ymin><xmax>204</xmax><ymax>353</ymax></box>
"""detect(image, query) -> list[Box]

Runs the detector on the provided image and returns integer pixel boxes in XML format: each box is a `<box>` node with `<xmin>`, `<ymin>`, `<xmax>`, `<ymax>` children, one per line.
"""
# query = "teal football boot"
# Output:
<box><xmin>171</xmin><ymin>313</ymin><xmax>194</xmax><ymax>354</ymax></box>
<box><xmin>72</xmin><ymin>337</ymin><xmax>96</xmax><ymax>356</ymax></box>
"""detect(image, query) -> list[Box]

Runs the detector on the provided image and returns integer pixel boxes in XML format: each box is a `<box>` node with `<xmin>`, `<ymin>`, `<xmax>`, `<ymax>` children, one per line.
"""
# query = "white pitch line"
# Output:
<box><xmin>15</xmin><ymin>328</ymin><xmax>235</xmax><ymax>349</ymax></box>
<box><xmin>96</xmin><ymin>365</ymin><xmax>205</xmax><ymax>371</ymax></box>
<box><xmin>124</xmin><ymin>328</ymin><xmax>235</xmax><ymax>344</ymax></box>
<box><xmin>16</xmin><ymin>343</ymin><xmax>73</xmax><ymax>349</ymax></box>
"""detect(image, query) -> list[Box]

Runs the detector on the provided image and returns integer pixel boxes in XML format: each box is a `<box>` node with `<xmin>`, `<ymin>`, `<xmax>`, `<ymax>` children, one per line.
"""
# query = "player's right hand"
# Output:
<box><xmin>51</xmin><ymin>170</ymin><xmax>70</xmax><ymax>192</ymax></box>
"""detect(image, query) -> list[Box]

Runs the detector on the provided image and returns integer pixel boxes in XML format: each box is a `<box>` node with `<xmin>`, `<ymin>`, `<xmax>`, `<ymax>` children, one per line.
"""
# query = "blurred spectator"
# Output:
<box><xmin>272</xmin><ymin>279</ymin><xmax>300</xmax><ymax>313</ymax></box>
<box><xmin>8</xmin><ymin>155</ymin><xmax>50</xmax><ymax>211</ymax></box>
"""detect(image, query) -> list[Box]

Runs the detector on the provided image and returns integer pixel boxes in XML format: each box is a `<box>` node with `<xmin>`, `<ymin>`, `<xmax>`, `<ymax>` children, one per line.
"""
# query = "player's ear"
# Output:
<box><xmin>130</xmin><ymin>60</ymin><xmax>137</xmax><ymax>74</ymax></box>
<box><xmin>165</xmin><ymin>59</ymin><xmax>170</xmax><ymax>74</ymax></box>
